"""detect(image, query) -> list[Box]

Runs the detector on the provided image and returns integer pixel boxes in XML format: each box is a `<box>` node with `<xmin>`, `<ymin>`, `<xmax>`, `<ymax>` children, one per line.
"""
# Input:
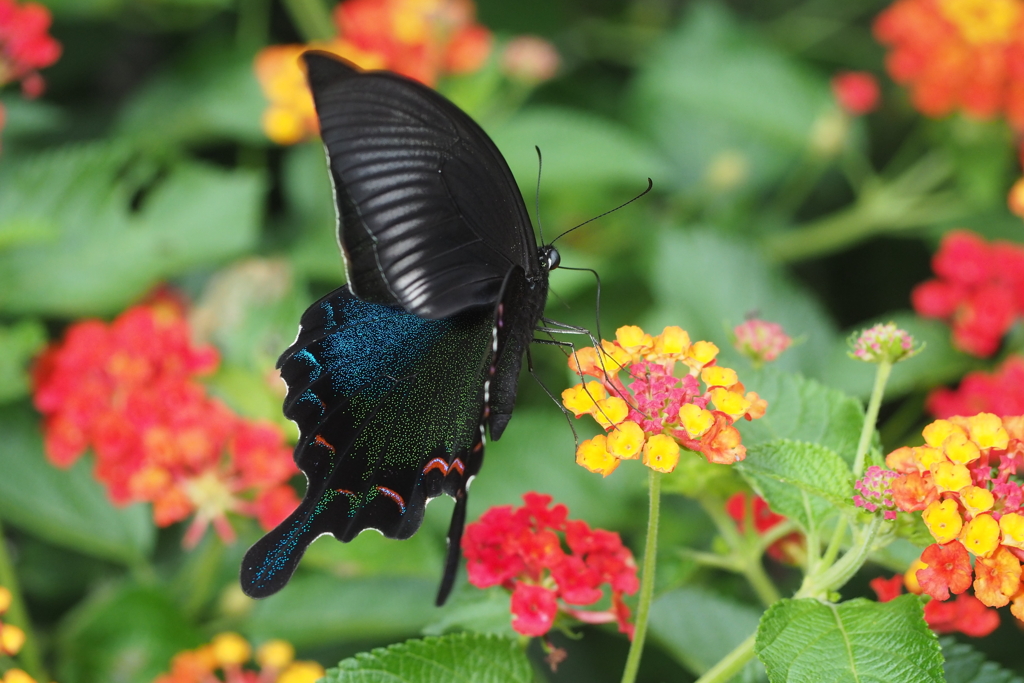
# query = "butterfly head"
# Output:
<box><xmin>540</xmin><ymin>245</ymin><xmax>560</xmax><ymax>272</ymax></box>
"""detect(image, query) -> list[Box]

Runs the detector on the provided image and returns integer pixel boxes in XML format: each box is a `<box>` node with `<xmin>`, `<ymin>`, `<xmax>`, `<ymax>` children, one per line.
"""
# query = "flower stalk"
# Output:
<box><xmin>620</xmin><ymin>470</ymin><xmax>662</xmax><ymax>683</ymax></box>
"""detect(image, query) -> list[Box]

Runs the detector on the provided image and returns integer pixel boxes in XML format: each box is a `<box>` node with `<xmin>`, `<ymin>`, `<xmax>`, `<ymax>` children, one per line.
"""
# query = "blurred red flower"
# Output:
<box><xmin>725</xmin><ymin>492</ymin><xmax>804</xmax><ymax>564</ymax></box>
<box><xmin>0</xmin><ymin>0</ymin><xmax>61</xmax><ymax>149</ymax></box>
<box><xmin>874</xmin><ymin>0</ymin><xmax>1024</xmax><ymax>130</ymax></box>
<box><xmin>912</xmin><ymin>230</ymin><xmax>1024</xmax><ymax>356</ymax></box>
<box><xmin>32</xmin><ymin>291</ymin><xmax>299</xmax><ymax>547</ymax></box>
<box><xmin>831</xmin><ymin>71</ymin><xmax>881</xmax><ymax>115</ymax></box>
<box><xmin>870</xmin><ymin>572</ymin><xmax>1001</xmax><ymax>637</ymax></box>
<box><xmin>928</xmin><ymin>355</ymin><xmax>1024</xmax><ymax>417</ymax></box>
<box><xmin>462</xmin><ymin>492</ymin><xmax>639</xmax><ymax>638</ymax></box>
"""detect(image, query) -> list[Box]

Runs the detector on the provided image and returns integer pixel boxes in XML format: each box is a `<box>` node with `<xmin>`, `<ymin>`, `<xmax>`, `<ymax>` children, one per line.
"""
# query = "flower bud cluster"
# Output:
<box><xmin>153</xmin><ymin>632</ymin><xmax>324</xmax><ymax>683</ymax></box>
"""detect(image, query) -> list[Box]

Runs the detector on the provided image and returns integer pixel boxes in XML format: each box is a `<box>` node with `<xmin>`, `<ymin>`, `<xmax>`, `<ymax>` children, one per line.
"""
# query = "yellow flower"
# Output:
<box><xmin>914</xmin><ymin>446</ymin><xmax>947</xmax><ymax>471</ymax></box>
<box><xmin>642</xmin><ymin>434</ymin><xmax>680</xmax><ymax>473</ymax></box>
<box><xmin>942</xmin><ymin>430</ymin><xmax>981</xmax><ymax>465</ymax></box>
<box><xmin>962</xmin><ymin>513</ymin><xmax>1000</xmax><ymax>558</ymax></box>
<box><xmin>709</xmin><ymin>387</ymin><xmax>751</xmax><ymax>418</ymax></box>
<box><xmin>3</xmin><ymin>670</ymin><xmax>37</xmax><ymax>683</ymax></box>
<box><xmin>651</xmin><ymin>326</ymin><xmax>690</xmax><ymax>358</ymax></box>
<box><xmin>922</xmin><ymin>419</ymin><xmax>964</xmax><ymax>448</ymax></box>
<box><xmin>211</xmin><ymin>632</ymin><xmax>251</xmax><ymax>666</ymax></box>
<box><xmin>678</xmin><ymin>403</ymin><xmax>714</xmax><ymax>437</ymax></box>
<box><xmin>561</xmin><ymin>382</ymin><xmax>607</xmax><ymax>417</ymax></box>
<box><xmin>257</xmin><ymin>639</ymin><xmax>295</xmax><ymax>669</ymax></box>
<box><xmin>1000</xmin><ymin>512</ymin><xmax>1024</xmax><ymax>549</ymax></box>
<box><xmin>923</xmin><ymin>499</ymin><xmax>964</xmax><ymax>544</ymax></box>
<box><xmin>904</xmin><ymin>557</ymin><xmax>928</xmax><ymax>593</ymax></box>
<box><xmin>686</xmin><ymin>340</ymin><xmax>719</xmax><ymax>368</ymax></box>
<box><xmin>576</xmin><ymin>435</ymin><xmax>619</xmax><ymax>476</ymax></box>
<box><xmin>965</xmin><ymin>413</ymin><xmax>1009</xmax><ymax>450</ymax></box>
<box><xmin>593</xmin><ymin>396</ymin><xmax>629</xmax><ymax>428</ymax></box>
<box><xmin>701</xmin><ymin>366</ymin><xmax>739</xmax><ymax>388</ymax></box>
<box><xmin>607</xmin><ymin>421</ymin><xmax>645</xmax><ymax>460</ymax></box>
<box><xmin>0</xmin><ymin>623</ymin><xmax>25</xmax><ymax>657</ymax></box>
<box><xmin>939</xmin><ymin>0</ymin><xmax>1022</xmax><ymax>45</ymax></box>
<box><xmin>960</xmin><ymin>486</ymin><xmax>995</xmax><ymax>517</ymax></box>
<box><xmin>278</xmin><ymin>661</ymin><xmax>328</xmax><ymax>683</ymax></box>
<box><xmin>599</xmin><ymin>340</ymin><xmax>633</xmax><ymax>374</ymax></box>
<box><xmin>931</xmin><ymin>460</ymin><xmax>971</xmax><ymax>492</ymax></box>
<box><xmin>615</xmin><ymin>325</ymin><xmax>653</xmax><ymax>354</ymax></box>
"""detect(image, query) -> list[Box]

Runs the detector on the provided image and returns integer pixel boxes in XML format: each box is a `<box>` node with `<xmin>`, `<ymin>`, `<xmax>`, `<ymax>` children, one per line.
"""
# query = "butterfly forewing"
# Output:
<box><xmin>240</xmin><ymin>286</ymin><xmax>493</xmax><ymax>598</ymax></box>
<box><xmin>305</xmin><ymin>52</ymin><xmax>539</xmax><ymax>319</ymax></box>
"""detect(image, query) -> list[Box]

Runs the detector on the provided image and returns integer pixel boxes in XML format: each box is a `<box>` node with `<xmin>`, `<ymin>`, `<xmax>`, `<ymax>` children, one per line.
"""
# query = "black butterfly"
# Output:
<box><xmin>240</xmin><ymin>52</ymin><xmax>561</xmax><ymax>605</ymax></box>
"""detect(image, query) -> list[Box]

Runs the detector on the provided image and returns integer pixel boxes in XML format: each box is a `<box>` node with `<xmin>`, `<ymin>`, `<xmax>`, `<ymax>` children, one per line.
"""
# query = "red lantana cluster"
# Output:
<box><xmin>912</xmin><ymin>230</ymin><xmax>1024</xmax><ymax>356</ymax></box>
<box><xmin>0</xmin><ymin>0</ymin><xmax>61</xmax><ymax>144</ymax></box>
<box><xmin>462</xmin><ymin>493</ymin><xmax>639</xmax><ymax>639</ymax></box>
<box><xmin>874</xmin><ymin>0</ymin><xmax>1024</xmax><ymax>130</ymax></box>
<box><xmin>32</xmin><ymin>292</ymin><xmax>299</xmax><ymax>547</ymax></box>
<box><xmin>885</xmin><ymin>414</ymin><xmax>1024</xmax><ymax>625</ymax></box>
<box><xmin>928</xmin><ymin>355</ymin><xmax>1024</xmax><ymax>417</ymax></box>
<box><xmin>870</xmin><ymin>573</ymin><xmax>1000</xmax><ymax>637</ymax></box>
<box><xmin>255</xmin><ymin>0</ymin><xmax>505</xmax><ymax>144</ymax></box>
<box><xmin>564</xmin><ymin>325</ymin><xmax>767</xmax><ymax>478</ymax></box>
<box><xmin>724</xmin><ymin>493</ymin><xmax>804</xmax><ymax>564</ymax></box>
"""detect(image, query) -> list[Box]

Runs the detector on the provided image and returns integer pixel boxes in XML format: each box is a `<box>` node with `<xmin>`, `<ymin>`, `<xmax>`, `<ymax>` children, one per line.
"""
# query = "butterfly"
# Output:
<box><xmin>240</xmin><ymin>51</ymin><xmax>561</xmax><ymax>605</ymax></box>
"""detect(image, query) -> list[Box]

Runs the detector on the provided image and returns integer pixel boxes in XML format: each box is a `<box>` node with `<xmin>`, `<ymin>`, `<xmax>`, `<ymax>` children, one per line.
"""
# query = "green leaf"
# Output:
<box><xmin>736</xmin><ymin>440</ymin><xmax>853</xmax><ymax>534</ymax></box>
<box><xmin>422</xmin><ymin>587</ymin><xmax>517</xmax><ymax>638</ymax></box>
<box><xmin>649</xmin><ymin>587</ymin><xmax>765</xmax><ymax>680</ymax></box>
<box><xmin>244</xmin><ymin>574</ymin><xmax>443</xmax><ymax>648</ymax></box>
<box><xmin>0</xmin><ymin>405</ymin><xmax>154</xmax><ymax>565</ymax></box>
<box><xmin>941</xmin><ymin>637</ymin><xmax>1024</xmax><ymax>683</ymax></box>
<box><xmin>738</xmin><ymin>367</ymin><xmax>865</xmax><ymax>466</ymax></box>
<box><xmin>645</xmin><ymin>230</ymin><xmax>840</xmax><ymax>381</ymax></box>
<box><xmin>57</xmin><ymin>583</ymin><xmax>202</xmax><ymax>683</ymax></box>
<box><xmin>0</xmin><ymin>143</ymin><xmax>263</xmax><ymax>316</ymax></box>
<box><xmin>490</xmin><ymin>105</ymin><xmax>672</xmax><ymax>192</ymax></box>
<box><xmin>755</xmin><ymin>596</ymin><xmax>943</xmax><ymax>683</ymax></box>
<box><xmin>819</xmin><ymin>312</ymin><xmax>978</xmax><ymax>402</ymax></box>
<box><xmin>301</xmin><ymin>526</ymin><xmax>443</xmax><ymax>580</ymax></box>
<box><xmin>630</xmin><ymin>3</ymin><xmax>831</xmax><ymax>193</ymax></box>
<box><xmin>324</xmin><ymin>633</ymin><xmax>532</xmax><ymax>683</ymax></box>
<box><xmin>115</xmin><ymin>41</ymin><xmax>266</xmax><ymax>148</ymax></box>
<box><xmin>0</xmin><ymin>319</ymin><xmax>46</xmax><ymax>404</ymax></box>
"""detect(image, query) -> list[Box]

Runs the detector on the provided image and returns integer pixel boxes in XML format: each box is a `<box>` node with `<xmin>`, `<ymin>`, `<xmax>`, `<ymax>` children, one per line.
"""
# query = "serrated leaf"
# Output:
<box><xmin>941</xmin><ymin>636</ymin><xmax>1024</xmax><ymax>683</ymax></box>
<box><xmin>0</xmin><ymin>143</ymin><xmax>263</xmax><ymax>316</ymax></box>
<box><xmin>491</xmin><ymin>105</ymin><xmax>671</xmax><ymax>193</ymax></box>
<box><xmin>0</xmin><ymin>405</ymin><xmax>154</xmax><ymax>565</ymax></box>
<box><xmin>649</xmin><ymin>587</ymin><xmax>765</xmax><ymax>680</ymax></box>
<box><xmin>738</xmin><ymin>367</ymin><xmax>864</xmax><ymax>466</ymax></box>
<box><xmin>0</xmin><ymin>319</ymin><xmax>46</xmax><ymax>404</ymax></box>
<box><xmin>629</xmin><ymin>3</ymin><xmax>831</xmax><ymax>193</ymax></box>
<box><xmin>325</xmin><ymin>633</ymin><xmax>532</xmax><ymax>683</ymax></box>
<box><xmin>737</xmin><ymin>440</ymin><xmax>853</xmax><ymax>534</ymax></box>
<box><xmin>755</xmin><ymin>596</ymin><xmax>943</xmax><ymax>683</ymax></box>
<box><xmin>645</xmin><ymin>230</ymin><xmax>840</xmax><ymax>381</ymax></box>
<box><xmin>421</xmin><ymin>587</ymin><xmax>517</xmax><ymax>637</ymax></box>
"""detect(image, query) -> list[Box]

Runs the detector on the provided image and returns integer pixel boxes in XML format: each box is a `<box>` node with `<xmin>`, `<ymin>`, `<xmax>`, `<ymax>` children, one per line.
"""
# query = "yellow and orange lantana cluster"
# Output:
<box><xmin>255</xmin><ymin>0</ymin><xmax>493</xmax><ymax>144</ymax></box>
<box><xmin>153</xmin><ymin>632</ymin><xmax>324</xmax><ymax>683</ymax></box>
<box><xmin>562</xmin><ymin>325</ymin><xmax>766</xmax><ymax>477</ymax></box>
<box><xmin>887</xmin><ymin>413</ymin><xmax>1024</xmax><ymax>621</ymax></box>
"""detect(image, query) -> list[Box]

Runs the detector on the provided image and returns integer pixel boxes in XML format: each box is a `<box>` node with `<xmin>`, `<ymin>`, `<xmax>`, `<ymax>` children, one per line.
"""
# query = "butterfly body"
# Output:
<box><xmin>241</xmin><ymin>52</ymin><xmax>554</xmax><ymax>603</ymax></box>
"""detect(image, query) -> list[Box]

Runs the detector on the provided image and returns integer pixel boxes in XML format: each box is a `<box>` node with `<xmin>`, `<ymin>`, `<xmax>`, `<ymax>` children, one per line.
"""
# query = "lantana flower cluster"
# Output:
<box><xmin>870</xmin><ymin>572</ymin><xmax>1000</xmax><ymax>637</ymax></box>
<box><xmin>874</xmin><ymin>0</ymin><xmax>1024</xmax><ymax>130</ymax></box>
<box><xmin>32</xmin><ymin>293</ymin><xmax>299</xmax><ymax>547</ymax></box>
<box><xmin>928</xmin><ymin>355</ymin><xmax>1024</xmax><ymax>418</ymax></box>
<box><xmin>724</xmin><ymin>492</ymin><xmax>804</xmax><ymax>564</ymax></box>
<box><xmin>885</xmin><ymin>413</ymin><xmax>1024</xmax><ymax>624</ymax></box>
<box><xmin>731</xmin><ymin>318</ymin><xmax>793</xmax><ymax>368</ymax></box>
<box><xmin>912</xmin><ymin>230</ymin><xmax>1024</xmax><ymax>357</ymax></box>
<box><xmin>462</xmin><ymin>493</ymin><xmax>639</xmax><ymax>639</ymax></box>
<box><xmin>0</xmin><ymin>0</ymin><xmax>61</xmax><ymax>145</ymax></box>
<box><xmin>563</xmin><ymin>325</ymin><xmax>767</xmax><ymax>477</ymax></box>
<box><xmin>153</xmin><ymin>632</ymin><xmax>324</xmax><ymax>683</ymax></box>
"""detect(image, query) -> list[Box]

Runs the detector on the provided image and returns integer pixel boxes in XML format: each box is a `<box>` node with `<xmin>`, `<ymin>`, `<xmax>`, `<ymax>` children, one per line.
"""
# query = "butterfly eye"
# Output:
<box><xmin>545</xmin><ymin>247</ymin><xmax>560</xmax><ymax>271</ymax></box>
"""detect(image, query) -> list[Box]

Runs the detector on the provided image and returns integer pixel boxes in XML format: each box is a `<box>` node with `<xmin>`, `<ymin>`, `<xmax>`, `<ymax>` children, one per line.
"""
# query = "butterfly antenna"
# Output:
<box><xmin>550</xmin><ymin>178</ymin><xmax>653</xmax><ymax>246</ymax></box>
<box><xmin>534</xmin><ymin>146</ymin><xmax>546</xmax><ymax>246</ymax></box>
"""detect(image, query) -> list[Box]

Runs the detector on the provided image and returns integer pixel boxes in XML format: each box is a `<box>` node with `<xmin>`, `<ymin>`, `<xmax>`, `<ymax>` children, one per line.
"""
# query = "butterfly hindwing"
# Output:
<box><xmin>240</xmin><ymin>285</ymin><xmax>494</xmax><ymax>598</ymax></box>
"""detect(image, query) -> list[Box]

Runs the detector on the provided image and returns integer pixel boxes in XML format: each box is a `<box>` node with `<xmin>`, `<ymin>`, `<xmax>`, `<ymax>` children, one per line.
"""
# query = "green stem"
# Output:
<box><xmin>819</xmin><ymin>517</ymin><xmax>848</xmax><ymax>571</ymax></box>
<box><xmin>280</xmin><ymin>0</ymin><xmax>335</xmax><ymax>42</ymax></box>
<box><xmin>803</xmin><ymin>515</ymin><xmax>884</xmax><ymax>597</ymax></box>
<box><xmin>698</xmin><ymin>495</ymin><xmax>782</xmax><ymax>606</ymax></box>
<box><xmin>620</xmin><ymin>470</ymin><xmax>662</xmax><ymax>683</ymax></box>
<box><xmin>854</xmin><ymin>360</ymin><xmax>892</xmax><ymax>477</ymax></box>
<box><xmin>694</xmin><ymin>633</ymin><xmax>757</xmax><ymax>683</ymax></box>
<box><xmin>0</xmin><ymin>520</ymin><xmax>47</xmax><ymax>682</ymax></box>
<box><xmin>742</xmin><ymin>559</ymin><xmax>781</xmax><ymax>608</ymax></box>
